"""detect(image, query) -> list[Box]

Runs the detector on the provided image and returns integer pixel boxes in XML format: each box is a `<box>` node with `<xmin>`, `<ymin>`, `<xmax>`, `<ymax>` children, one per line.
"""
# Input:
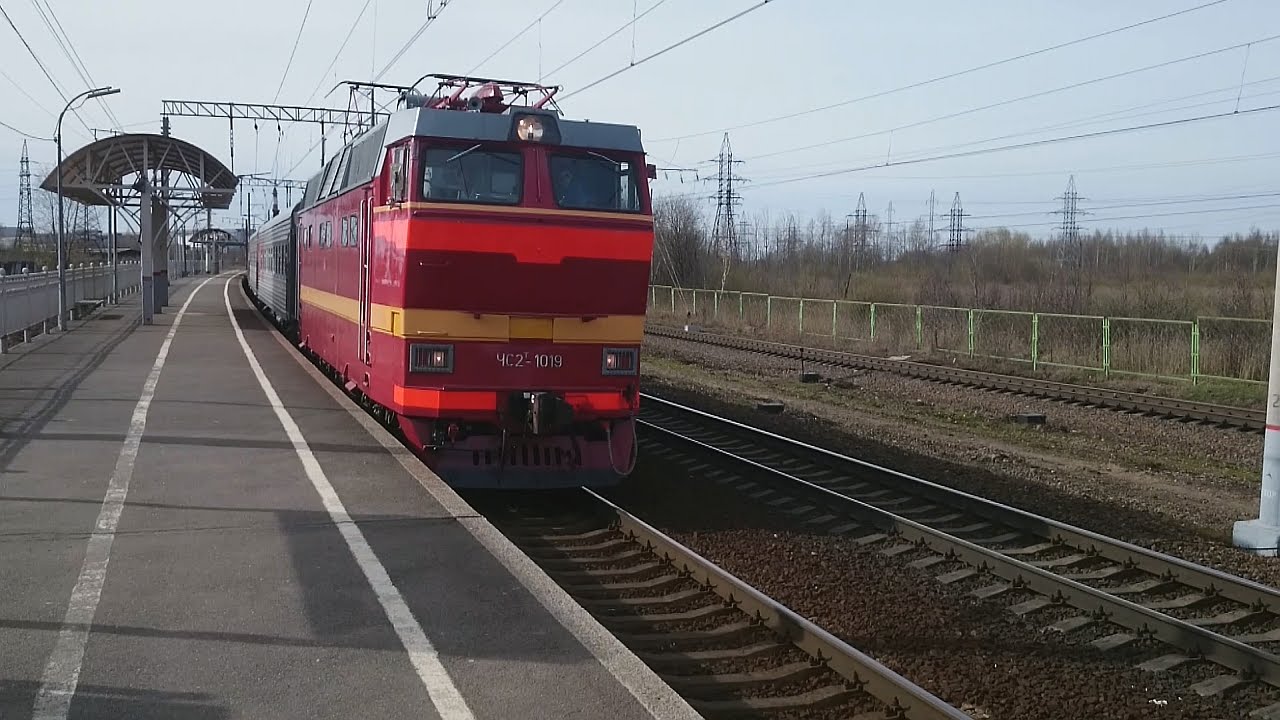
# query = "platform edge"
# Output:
<box><xmin>238</xmin><ymin>276</ymin><xmax>705</xmax><ymax>720</ymax></box>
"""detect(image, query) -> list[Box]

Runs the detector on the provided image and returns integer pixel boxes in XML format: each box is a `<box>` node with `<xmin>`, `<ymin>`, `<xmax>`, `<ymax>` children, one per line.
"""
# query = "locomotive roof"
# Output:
<box><xmin>383</xmin><ymin>105</ymin><xmax>644</xmax><ymax>154</ymax></box>
<box><xmin>298</xmin><ymin>104</ymin><xmax>644</xmax><ymax>212</ymax></box>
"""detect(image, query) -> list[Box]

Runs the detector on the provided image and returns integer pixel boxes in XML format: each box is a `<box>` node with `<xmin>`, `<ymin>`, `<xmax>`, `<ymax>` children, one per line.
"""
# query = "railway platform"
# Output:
<box><xmin>0</xmin><ymin>273</ymin><xmax>700</xmax><ymax>720</ymax></box>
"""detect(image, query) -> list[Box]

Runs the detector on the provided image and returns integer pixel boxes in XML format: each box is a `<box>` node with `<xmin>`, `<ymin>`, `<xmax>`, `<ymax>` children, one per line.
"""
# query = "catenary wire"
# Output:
<box><xmin>744</xmin><ymin>104</ymin><xmax>1280</xmax><ymax>191</ymax></box>
<box><xmin>274</xmin><ymin>0</ymin><xmax>316</xmax><ymax>103</ymax></box>
<box><xmin>542</xmin><ymin>0</ymin><xmax>671</xmax><ymax>79</ymax></box>
<box><xmin>743</xmin><ymin>32</ymin><xmax>1280</xmax><ymax>163</ymax></box>
<box><xmin>466</xmin><ymin>0</ymin><xmax>566</xmax><ymax>76</ymax></box>
<box><xmin>561</xmin><ymin>0</ymin><xmax>782</xmax><ymax>101</ymax></box>
<box><xmin>29</xmin><ymin>0</ymin><xmax>119</xmax><ymax>129</ymax></box>
<box><xmin>0</xmin><ymin>1</ymin><xmax>91</xmax><ymax>136</ymax></box>
<box><xmin>651</xmin><ymin>0</ymin><xmax>1233</xmax><ymax>142</ymax></box>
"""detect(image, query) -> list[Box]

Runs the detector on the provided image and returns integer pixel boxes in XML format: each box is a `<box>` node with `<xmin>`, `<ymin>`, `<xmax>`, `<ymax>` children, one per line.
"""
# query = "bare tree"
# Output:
<box><xmin>652</xmin><ymin>194</ymin><xmax>710</xmax><ymax>290</ymax></box>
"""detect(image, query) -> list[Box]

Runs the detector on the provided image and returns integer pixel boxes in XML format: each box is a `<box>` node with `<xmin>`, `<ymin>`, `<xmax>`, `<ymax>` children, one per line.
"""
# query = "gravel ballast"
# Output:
<box><xmin>640</xmin><ymin>332</ymin><xmax>1280</xmax><ymax>588</ymax></box>
<box><xmin>603</xmin><ymin>457</ymin><xmax>1279</xmax><ymax>720</ymax></box>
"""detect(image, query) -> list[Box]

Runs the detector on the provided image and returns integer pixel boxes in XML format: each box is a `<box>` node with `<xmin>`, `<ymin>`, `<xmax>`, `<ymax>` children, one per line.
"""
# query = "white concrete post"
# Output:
<box><xmin>1235</xmin><ymin>252</ymin><xmax>1280</xmax><ymax>555</ymax></box>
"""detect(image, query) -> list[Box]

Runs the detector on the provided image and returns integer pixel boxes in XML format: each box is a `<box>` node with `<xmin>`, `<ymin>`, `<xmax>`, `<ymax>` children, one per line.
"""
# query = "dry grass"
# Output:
<box><xmin>649</xmin><ymin>199</ymin><xmax>1277</xmax><ymax>394</ymax></box>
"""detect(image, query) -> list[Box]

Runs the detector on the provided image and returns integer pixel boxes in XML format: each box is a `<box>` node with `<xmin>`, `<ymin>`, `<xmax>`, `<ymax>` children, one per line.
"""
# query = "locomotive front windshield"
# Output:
<box><xmin>422</xmin><ymin>145</ymin><xmax>523</xmax><ymax>204</ymax></box>
<box><xmin>550</xmin><ymin>153</ymin><xmax>642</xmax><ymax>212</ymax></box>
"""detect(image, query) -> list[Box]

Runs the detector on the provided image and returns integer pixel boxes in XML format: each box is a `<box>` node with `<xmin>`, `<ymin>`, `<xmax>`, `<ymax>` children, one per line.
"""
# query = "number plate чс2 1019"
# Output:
<box><xmin>497</xmin><ymin>352</ymin><xmax>563</xmax><ymax>369</ymax></box>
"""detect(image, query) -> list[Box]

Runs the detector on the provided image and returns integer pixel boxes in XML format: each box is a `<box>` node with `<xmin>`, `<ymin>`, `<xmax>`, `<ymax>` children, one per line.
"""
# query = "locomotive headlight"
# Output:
<box><xmin>516</xmin><ymin>116</ymin><xmax>545</xmax><ymax>142</ymax></box>
<box><xmin>602</xmin><ymin>347</ymin><xmax>637</xmax><ymax>376</ymax></box>
<box><xmin>410</xmin><ymin>343</ymin><xmax>454</xmax><ymax>373</ymax></box>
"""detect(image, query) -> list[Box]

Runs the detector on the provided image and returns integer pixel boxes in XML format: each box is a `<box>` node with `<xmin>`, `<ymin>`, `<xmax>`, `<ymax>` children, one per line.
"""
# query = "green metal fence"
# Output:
<box><xmin>648</xmin><ymin>284</ymin><xmax>1269</xmax><ymax>385</ymax></box>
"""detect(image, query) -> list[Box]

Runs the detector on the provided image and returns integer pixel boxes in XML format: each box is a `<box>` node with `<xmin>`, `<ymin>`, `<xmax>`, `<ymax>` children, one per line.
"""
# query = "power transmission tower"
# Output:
<box><xmin>1053</xmin><ymin>175</ymin><xmax>1088</xmax><ymax>247</ymax></box>
<box><xmin>884</xmin><ymin>201</ymin><xmax>895</xmax><ymax>259</ymax></box>
<box><xmin>853</xmin><ymin>192</ymin><xmax>869</xmax><ymax>251</ymax></box>
<box><xmin>1051</xmin><ymin>175</ymin><xmax>1092</xmax><ymax>307</ymax></box>
<box><xmin>945</xmin><ymin>192</ymin><xmax>969</xmax><ymax>252</ymax></box>
<box><xmin>17</xmin><ymin>141</ymin><xmax>34</xmax><ymax>251</ymax></box>
<box><xmin>709</xmin><ymin>132</ymin><xmax>746</xmax><ymax>290</ymax></box>
<box><xmin>928</xmin><ymin>189</ymin><xmax>936</xmax><ymax>249</ymax></box>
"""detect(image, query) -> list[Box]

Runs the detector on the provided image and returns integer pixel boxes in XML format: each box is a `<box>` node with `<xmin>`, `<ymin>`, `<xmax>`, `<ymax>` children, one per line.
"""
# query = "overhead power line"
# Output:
<box><xmin>466</xmin><ymin>0</ymin><xmax>566</xmax><ymax>76</ymax></box>
<box><xmin>561</xmin><ymin>0</ymin><xmax>782</xmax><ymax>101</ymax></box>
<box><xmin>655</xmin><ymin>152</ymin><xmax>1280</xmax><ymax>204</ymax></box>
<box><xmin>969</xmin><ymin>191</ymin><xmax>1280</xmax><ymax>220</ymax></box>
<box><xmin>745</xmin><ymin>82</ymin><xmax>1280</xmax><ymax>182</ymax></box>
<box><xmin>374</xmin><ymin>0</ymin><xmax>456</xmax><ymax>81</ymax></box>
<box><xmin>0</xmin><ymin>2</ymin><xmax>92</xmax><ymax>135</ymax></box>
<box><xmin>746</xmin><ymin>103</ymin><xmax>1280</xmax><ymax>190</ymax></box>
<box><xmin>543</xmin><ymin>0</ymin><xmax>671</xmax><ymax>79</ymax></box>
<box><xmin>746</xmin><ymin>31</ymin><xmax>1280</xmax><ymax>162</ymax></box>
<box><xmin>682</xmin><ymin>77</ymin><xmax>1280</xmax><ymax>180</ymax></box>
<box><xmin>971</xmin><ymin>202</ymin><xmax>1280</xmax><ymax>232</ymax></box>
<box><xmin>284</xmin><ymin>1</ymin><xmax>459</xmax><ymax>179</ymax></box>
<box><xmin>0</xmin><ymin>117</ymin><xmax>51</xmax><ymax>140</ymax></box>
<box><xmin>0</xmin><ymin>66</ymin><xmax>54</xmax><ymax>118</ymax></box>
<box><xmin>29</xmin><ymin>0</ymin><xmax>119</xmax><ymax>129</ymax></box>
<box><xmin>274</xmin><ymin>0</ymin><xmax>316</xmax><ymax>103</ymax></box>
<box><xmin>652</xmin><ymin>0</ymin><xmax>1232</xmax><ymax>142</ymax></box>
<box><xmin>303</xmin><ymin>0</ymin><xmax>375</xmax><ymax>106</ymax></box>
<box><xmin>849</xmin><ymin>151</ymin><xmax>1280</xmax><ymax>183</ymax></box>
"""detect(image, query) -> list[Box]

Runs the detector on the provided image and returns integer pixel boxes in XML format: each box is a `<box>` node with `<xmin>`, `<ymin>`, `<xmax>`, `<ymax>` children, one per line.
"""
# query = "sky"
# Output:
<box><xmin>1</xmin><ymin>0</ymin><xmax>1279</xmax><ymax>242</ymax></box>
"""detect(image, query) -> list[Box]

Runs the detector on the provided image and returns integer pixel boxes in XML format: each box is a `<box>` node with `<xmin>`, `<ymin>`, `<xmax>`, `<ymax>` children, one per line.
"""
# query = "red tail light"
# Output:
<box><xmin>602</xmin><ymin>347</ymin><xmax>637</xmax><ymax>375</ymax></box>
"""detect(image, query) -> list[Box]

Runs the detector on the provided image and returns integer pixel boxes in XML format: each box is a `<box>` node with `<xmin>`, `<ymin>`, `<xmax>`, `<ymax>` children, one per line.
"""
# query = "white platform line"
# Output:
<box><xmin>221</xmin><ymin>278</ymin><xmax>477</xmax><ymax>719</ymax></box>
<box><xmin>241</xmin><ymin>280</ymin><xmax>704</xmax><ymax>720</ymax></box>
<box><xmin>32</xmin><ymin>276</ymin><xmax>221</xmax><ymax>720</ymax></box>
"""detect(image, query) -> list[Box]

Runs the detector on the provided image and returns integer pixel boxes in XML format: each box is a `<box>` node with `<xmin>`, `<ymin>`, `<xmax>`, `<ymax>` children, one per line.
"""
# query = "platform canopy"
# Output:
<box><xmin>39</xmin><ymin>132</ymin><xmax>237</xmax><ymax>210</ymax></box>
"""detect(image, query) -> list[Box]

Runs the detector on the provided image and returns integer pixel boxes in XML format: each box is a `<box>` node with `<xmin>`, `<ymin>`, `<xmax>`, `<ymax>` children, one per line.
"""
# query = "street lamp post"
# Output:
<box><xmin>56</xmin><ymin>85</ymin><xmax>120</xmax><ymax>331</ymax></box>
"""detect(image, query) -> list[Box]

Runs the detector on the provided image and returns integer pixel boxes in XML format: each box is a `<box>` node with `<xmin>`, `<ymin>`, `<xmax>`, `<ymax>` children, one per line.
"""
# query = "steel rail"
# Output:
<box><xmin>637</xmin><ymin>393</ymin><xmax>1280</xmax><ymax>688</ymax></box>
<box><xmin>582</xmin><ymin>489</ymin><xmax>973</xmax><ymax>720</ymax></box>
<box><xmin>640</xmin><ymin>392</ymin><xmax>1280</xmax><ymax>614</ymax></box>
<box><xmin>645</xmin><ymin>325</ymin><xmax>1263</xmax><ymax>431</ymax></box>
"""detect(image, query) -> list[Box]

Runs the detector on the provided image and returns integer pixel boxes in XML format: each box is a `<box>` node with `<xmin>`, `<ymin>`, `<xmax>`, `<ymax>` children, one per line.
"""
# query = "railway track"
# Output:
<box><xmin>637</xmin><ymin>392</ymin><xmax>1280</xmax><ymax>711</ymax></box>
<box><xmin>469</xmin><ymin>489</ymin><xmax>970</xmax><ymax>720</ymax></box>
<box><xmin>645</xmin><ymin>325</ymin><xmax>1263</xmax><ymax>432</ymax></box>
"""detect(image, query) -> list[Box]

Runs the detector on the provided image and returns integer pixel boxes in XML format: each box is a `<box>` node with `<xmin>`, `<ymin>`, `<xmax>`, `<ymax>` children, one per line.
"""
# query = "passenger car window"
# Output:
<box><xmin>549</xmin><ymin>153</ymin><xmax>641</xmax><ymax>212</ymax></box>
<box><xmin>422</xmin><ymin>146</ymin><xmax>522</xmax><ymax>205</ymax></box>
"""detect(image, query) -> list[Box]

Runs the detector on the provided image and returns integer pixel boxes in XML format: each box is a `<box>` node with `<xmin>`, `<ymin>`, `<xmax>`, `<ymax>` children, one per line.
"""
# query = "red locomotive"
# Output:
<box><xmin>248</xmin><ymin>75</ymin><xmax>654</xmax><ymax>488</ymax></box>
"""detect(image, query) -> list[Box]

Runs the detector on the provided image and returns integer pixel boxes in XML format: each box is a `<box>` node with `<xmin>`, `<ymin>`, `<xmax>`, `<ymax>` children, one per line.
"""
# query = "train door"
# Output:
<box><xmin>358</xmin><ymin>191</ymin><xmax>372</xmax><ymax>366</ymax></box>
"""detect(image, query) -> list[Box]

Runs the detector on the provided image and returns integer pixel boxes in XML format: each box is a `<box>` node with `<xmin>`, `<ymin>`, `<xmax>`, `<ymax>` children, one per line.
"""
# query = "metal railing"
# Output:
<box><xmin>649</xmin><ymin>284</ymin><xmax>1271</xmax><ymax>385</ymax></box>
<box><xmin>0</xmin><ymin>262</ymin><xmax>143</xmax><ymax>353</ymax></box>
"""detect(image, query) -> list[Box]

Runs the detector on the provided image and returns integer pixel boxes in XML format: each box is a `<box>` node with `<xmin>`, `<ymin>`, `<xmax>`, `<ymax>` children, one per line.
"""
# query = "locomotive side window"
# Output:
<box><xmin>549</xmin><ymin>153</ymin><xmax>641</xmax><ymax>212</ymax></box>
<box><xmin>390</xmin><ymin>145</ymin><xmax>408</xmax><ymax>203</ymax></box>
<box><xmin>421</xmin><ymin>146</ymin><xmax>522</xmax><ymax>205</ymax></box>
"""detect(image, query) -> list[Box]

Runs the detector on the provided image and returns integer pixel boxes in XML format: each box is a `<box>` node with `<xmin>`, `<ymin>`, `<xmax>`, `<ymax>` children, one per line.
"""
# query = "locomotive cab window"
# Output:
<box><xmin>390</xmin><ymin>145</ymin><xmax>408</xmax><ymax>203</ymax></box>
<box><xmin>550</xmin><ymin>153</ymin><xmax>641</xmax><ymax>212</ymax></box>
<box><xmin>422</xmin><ymin>145</ymin><xmax>522</xmax><ymax>205</ymax></box>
